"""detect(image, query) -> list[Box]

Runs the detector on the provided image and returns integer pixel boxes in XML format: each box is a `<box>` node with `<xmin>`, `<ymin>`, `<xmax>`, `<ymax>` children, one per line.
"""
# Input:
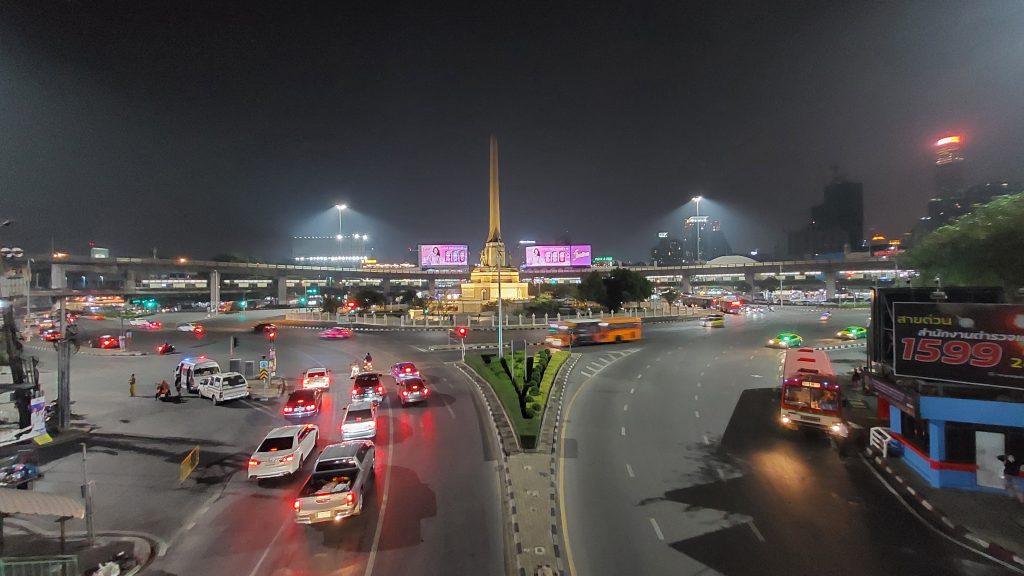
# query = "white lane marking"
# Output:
<box><xmin>655</xmin><ymin>357</ymin><xmax>661</xmax><ymax>362</ymax></box>
<box><xmin>697</xmin><ymin>382</ymin><xmax>702</xmax><ymax>388</ymax></box>
<box><xmin>749</xmin><ymin>354</ymin><xmax>755</xmax><ymax>360</ymax></box>
<box><xmin>702</xmin><ymin>433</ymin><xmax>710</xmax><ymax>445</ymax></box>
<box><xmin>621</xmin><ymin>427</ymin><xmax>626</xmax><ymax>436</ymax></box>
<box><xmin>636</xmin><ymin>374</ymin><xmax>642</xmax><ymax>379</ymax></box>
<box><xmin>694</xmin><ymin>395</ymin><xmax>699</xmax><ymax>401</ymax></box>
<box><xmin>694</xmin><ymin>410</ymin><xmax>700</xmax><ymax>418</ymax></box>
<box><xmin>629</xmin><ymin>388</ymin><xmax>635</xmax><ymax>394</ymax></box>
<box><xmin>247</xmin><ymin>522</ymin><xmax>287</xmax><ymax>576</ymax></box>
<box><xmin>164</xmin><ymin>490</ymin><xmax>222</xmax><ymax>556</ymax></box>
<box><xmin>645</xmin><ymin>364</ymin><xmax>651</xmax><ymax>369</ymax></box>
<box><xmin>363</xmin><ymin>401</ymin><xmax>396</xmax><ymax>576</ymax></box>
<box><xmin>445</xmin><ymin>401</ymin><xmax>457</xmax><ymax>420</ymax></box>
<box><xmin>751</xmin><ymin>374</ymin><xmax>763</xmax><ymax>379</ymax></box>
<box><xmin>623</xmin><ymin>404</ymin><xmax>629</xmax><ymax>412</ymax></box>
<box><xmin>649</xmin><ymin>517</ymin><xmax>665</xmax><ymax>541</ymax></box>
<box><xmin>747</xmin><ymin>521</ymin><xmax>766</xmax><ymax>543</ymax></box>
<box><xmin>700</xmin><ymin>372</ymin><xmax>705</xmax><ymax>377</ymax></box>
<box><xmin>667</xmin><ymin>351</ymin><xmax>673</xmax><ymax>355</ymax></box>
<box><xmin>580</xmin><ymin>370</ymin><xmax>595</xmax><ymax>378</ymax></box>
<box><xmin>716</xmin><ymin>467</ymin><xmax>726</xmax><ymax>480</ymax></box>
<box><xmin>626</xmin><ymin>463</ymin><xmax>635</xmax><ymax>478</ymax></box>
<box><xmin>705</xmin><ymin>363</ymin><xmax>711</xmax><ymax>368</ymax></box>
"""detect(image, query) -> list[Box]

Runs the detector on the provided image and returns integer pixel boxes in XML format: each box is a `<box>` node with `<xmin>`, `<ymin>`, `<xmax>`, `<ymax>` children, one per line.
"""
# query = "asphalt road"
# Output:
<box><xmin>16</xmin><ymin>311</ymin><xmax>504</xmax><ymax>576</ymax></box>
<box><xmin>559</xmin><ymin>308</ymin><xmax>1017</xmax><ymax>576</ymax></box>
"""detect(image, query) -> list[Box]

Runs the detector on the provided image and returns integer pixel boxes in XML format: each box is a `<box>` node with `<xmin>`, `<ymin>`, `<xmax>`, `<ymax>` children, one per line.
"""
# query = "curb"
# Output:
<box><xmin>863</xmin><ymin>448</ymin><xmax>1024</xmax><ymax>571</ymax></box>
<box><xmin>813</xmin><ymin>342</ymin><xmax>866</xmax><ymax>351</ymax></box>
<box><xmin>22</xmin><ymin>343</ymin><xmax>148</xmax><ymax>357</ymax></box>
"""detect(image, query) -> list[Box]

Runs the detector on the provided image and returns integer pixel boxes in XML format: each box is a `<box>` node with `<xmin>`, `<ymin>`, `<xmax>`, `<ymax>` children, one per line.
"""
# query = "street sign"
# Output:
<box><xmin>258</xmin><ymin>368</ymin><xmax>269</xmax><ymax>380</ymax></box>
<box><xmin>259</xmin><ymin>360</ymin><xmax>270</xmax><ymax>370</ymax></box>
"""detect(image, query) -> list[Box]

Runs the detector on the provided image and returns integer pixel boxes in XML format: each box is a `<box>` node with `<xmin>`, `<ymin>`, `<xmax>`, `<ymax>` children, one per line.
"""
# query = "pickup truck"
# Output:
<box><xmin>293</xmin><ymin>441</ymin><xmax>375</xmax><ymax>525</ymax></box>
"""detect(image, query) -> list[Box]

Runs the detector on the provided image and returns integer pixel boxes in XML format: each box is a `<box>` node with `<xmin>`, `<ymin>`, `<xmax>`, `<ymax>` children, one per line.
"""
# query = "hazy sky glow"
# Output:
<box><xmin>2</xmin><ymin>1</ymin><xmax>1022</xmax><ymax>262</ymax></box>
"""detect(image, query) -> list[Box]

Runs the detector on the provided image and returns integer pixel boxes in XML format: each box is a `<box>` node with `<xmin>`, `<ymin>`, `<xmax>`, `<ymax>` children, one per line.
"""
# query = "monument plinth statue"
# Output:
<box><xmin>460</xmin><ymin>136</ymin><xmax>529</xmax><ymax>312</ymax></box>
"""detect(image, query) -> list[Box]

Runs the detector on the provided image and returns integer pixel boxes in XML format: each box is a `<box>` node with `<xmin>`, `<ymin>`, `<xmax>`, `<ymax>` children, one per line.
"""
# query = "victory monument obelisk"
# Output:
<box><xmin>460</xmin><ymin>136</ymin><xmax>528</xmax><ymax>312</ymax></box>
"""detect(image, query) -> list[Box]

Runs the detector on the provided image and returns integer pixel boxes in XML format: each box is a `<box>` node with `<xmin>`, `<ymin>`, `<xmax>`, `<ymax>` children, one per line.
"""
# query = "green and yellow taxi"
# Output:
<box><xmin>836</xmin><ymin>326</ymin><xmax>868</xmax><ymax>340</ymax></box>
<box><xmin>699</xmin><ymin>314</ymin><xmax>725</xmax><ymax>328</ymax></box>
<box><xmin>766</xmin><ymin>332</ymin><xmax>804</xmax><ymax>349</ymax></box>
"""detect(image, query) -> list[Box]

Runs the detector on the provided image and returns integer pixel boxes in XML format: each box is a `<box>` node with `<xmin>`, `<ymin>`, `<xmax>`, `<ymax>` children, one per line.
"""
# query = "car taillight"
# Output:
<box><xmin>402</xmin><ymin>391</ymin><xmax>408</xmax><ymax>397</ymax></box>
<box><xmin>249</xmin><ymin>459</ymin><xmax>259</xmax><ymax>467</ymax></box>
<box><xmin>423</xmin><ymin>388</ymin><xmax>429</xmax><ymax>395</ymax></box>
<box><xmin>281</xmin><ymin>455</ymin><xmax>294</xmax><ymax>463</ymax></box>
<box><xmin>404</xmin><ymin>367</ymin><xmax>411</xmax><ymax>373</ymax></box>
<box><xmin>283</xmin><ymin>406</ymin><xmax>293</xmax><ymax>413</ymax></box>
<box><xmin>305</xmin><ymin>405</ymin><xmax>315</xmax><ymax>411</ymax></box>
<box><xmin>345</xmin><ymin>493</ymin><xmax>355</xmax><ymax>504</ymax></box>
<box><xmin>376</xmin><ymin>386</ymin><xmax>383</xmax><ymax>393</ymax></box>
<box><xmin>351</xmin><ymin>388</ymin><xmax>358</xmax><ymax>395</ymax></box>
<box><xmin>293</xmin><ymin>500</ymin><xmax>301</xmax><ymax>511</ymax></box>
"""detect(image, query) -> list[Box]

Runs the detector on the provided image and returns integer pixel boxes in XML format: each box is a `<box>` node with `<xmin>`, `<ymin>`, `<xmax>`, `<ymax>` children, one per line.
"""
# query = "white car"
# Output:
<box><xmin>301</xmin><ymin>367</ymin><xmax>332</xmax><ymax>389</ymax></box>
<box><xmin>177</xmin><ymin>322</ymin><xmax>198</xmax><ymax>332</ymax></box>
<box><xmin>248</xmin><ymin>425</ymin><xmax>319</xmax><ymax>480</ymax></box>
<box><xmin>340</xmin><ymin>401</ymin><xmax>378</xmax><ymax>440</ymax></box>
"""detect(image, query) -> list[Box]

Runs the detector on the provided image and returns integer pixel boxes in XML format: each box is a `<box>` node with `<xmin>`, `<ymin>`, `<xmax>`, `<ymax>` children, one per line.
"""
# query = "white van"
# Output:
<box><xmin>174</xmin><ymin>357</ymin><xmax>221</xmax><ymax>394</ymax></box>
<box><xmin>196</xmin><ymin>372</ymin><xmax>249</xmax><ymax>405</ymax></box>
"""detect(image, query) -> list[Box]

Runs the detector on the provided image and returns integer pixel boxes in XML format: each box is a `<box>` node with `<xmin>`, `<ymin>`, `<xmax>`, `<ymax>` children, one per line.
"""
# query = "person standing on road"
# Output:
<box><xmin>998</xmin><ymin>454</ymin><xmax>1023</xmax><ymax>503</ymax></box>
<box><xmin>851</xmin><ymin>368</ymin><xmax>862</xmax><ymax>391</ymax></box>
<box><xmin>129</xmin><ymin>374</ymin><xmax>137</xmax><ymax>397</ymax></box>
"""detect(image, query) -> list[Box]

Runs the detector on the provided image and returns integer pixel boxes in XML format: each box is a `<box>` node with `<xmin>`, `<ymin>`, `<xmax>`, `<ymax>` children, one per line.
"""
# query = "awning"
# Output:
<box><xmin>0</xmin><ymin>489</ymin><xmax>84</xmax><ymax>519</ymax></box>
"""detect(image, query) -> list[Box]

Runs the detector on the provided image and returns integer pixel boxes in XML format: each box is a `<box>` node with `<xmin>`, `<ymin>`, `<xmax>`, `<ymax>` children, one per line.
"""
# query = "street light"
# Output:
<box><xmin>691</xmin><ymin>196</ymin><xmax>703</xmax><ymax>263</ymax></box>
<box><xmin>335</xmin><ymin>204</ymin><xmax>348</xmax><ymax>258</ymax></box>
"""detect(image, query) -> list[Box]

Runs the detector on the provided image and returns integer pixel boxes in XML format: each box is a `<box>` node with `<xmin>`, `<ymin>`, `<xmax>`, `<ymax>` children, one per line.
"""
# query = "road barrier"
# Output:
<box><xmin>179</xmin><ymin>446</ymin><xmax>200</xmax><ymax>483</ymax></box>
<box><xmin>0</xmin><ymin>555</ymin><xmax>78</xmax><ymax>576</ymax></box>
<box><xmin>869</xmin><ymin>427</ymin><xmax>893</xmax><ymax>458</ymax></box>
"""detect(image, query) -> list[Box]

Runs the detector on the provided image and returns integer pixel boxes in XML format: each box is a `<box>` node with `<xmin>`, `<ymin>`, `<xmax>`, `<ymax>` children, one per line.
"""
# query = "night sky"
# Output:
<box><xmin>2</xmin><ymin>1</ymin><xmax>1022</xmax><ymax>262</ymax></box>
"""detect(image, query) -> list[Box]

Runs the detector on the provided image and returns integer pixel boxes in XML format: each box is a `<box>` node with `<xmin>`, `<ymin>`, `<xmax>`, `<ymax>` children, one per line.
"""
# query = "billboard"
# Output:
<box><xmin>524</xmin><ymin>245</ymin><xmax>592</xmax><ymax>268</ymax></box>
<box><xmin>892</xmin><ymin>302</ymin><xmax>1024</xmax><ymax>389</ymax></box>
<box><xmin>418</xmin><ymin>244</ymin><xmax>469</xmax><ymax>267</ymax></box>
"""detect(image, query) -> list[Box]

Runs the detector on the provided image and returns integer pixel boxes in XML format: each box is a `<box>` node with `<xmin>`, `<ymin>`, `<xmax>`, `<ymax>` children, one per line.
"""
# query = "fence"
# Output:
<box><xmin>286</xmin><ymin>305</ymin><xmax>700</xmax><ymax>328</ymax></box>
<box><xmin>0</xmin><ymin>556</ymin><xmax>78</xmax><ymax>576</ymax></box>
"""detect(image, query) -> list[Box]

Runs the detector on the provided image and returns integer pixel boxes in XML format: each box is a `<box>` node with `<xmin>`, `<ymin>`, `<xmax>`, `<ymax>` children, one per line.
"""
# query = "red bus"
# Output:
<box><xmin>779</xmin><ymin>347</ymin><xmax>845</xmax><ymax>435</ymax></box>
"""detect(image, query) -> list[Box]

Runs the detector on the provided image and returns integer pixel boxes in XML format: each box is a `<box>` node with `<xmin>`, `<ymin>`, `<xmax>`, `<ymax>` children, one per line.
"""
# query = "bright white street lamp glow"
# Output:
<box><xmin>335</xmin><ymin>234</ymin><xmax>342</xmax><ymax>240</ymax></box>
<box><xmin>335</xmin><ymin>204</ymin><xmax>347</xmax><ymax>211</ymax></box>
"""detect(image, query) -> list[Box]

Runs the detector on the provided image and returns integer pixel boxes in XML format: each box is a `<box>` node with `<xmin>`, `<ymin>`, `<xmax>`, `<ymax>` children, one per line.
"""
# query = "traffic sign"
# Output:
<box><xmin>259</xmin><ymin>360</ymin><xmax>270</xmax><ymax>370</ymax></box>
<box><xmin>258</xmin><ymin>368</ymin><xmax>269</xmax><ymax>380</ymax></box>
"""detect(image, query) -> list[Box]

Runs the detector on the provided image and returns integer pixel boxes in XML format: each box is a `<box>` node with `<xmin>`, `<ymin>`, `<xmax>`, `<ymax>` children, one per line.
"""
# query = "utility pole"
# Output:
<box><xmin>497</xmin><ymin>245</ymin><xmax>504</xmax><ymax>359</ymax></box>
<box><xmin>1</xmin><ymin>304</ymin><xmax>31</xmax><ymax>427</ymax></box>
<box><xmin>81</xmin><ymin>443</ymin><xmax>95</xmax><ymax>545</ymax></box>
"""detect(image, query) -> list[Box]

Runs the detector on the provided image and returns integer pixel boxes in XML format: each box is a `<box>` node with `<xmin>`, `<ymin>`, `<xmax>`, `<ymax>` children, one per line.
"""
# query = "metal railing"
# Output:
<box><xmin>869</xmin><ymin>426</ymin><xmax>893</xmax><ymax>458</ymax></box>
<box><xmin>286</xmin><ymin>306</ymin><xmax>700</xmax><ymax>328</ymax></box>
<box><xmin>0</xmin><ymin>556</ymin><xmax>78</xmax><ymax>576</ymax></box>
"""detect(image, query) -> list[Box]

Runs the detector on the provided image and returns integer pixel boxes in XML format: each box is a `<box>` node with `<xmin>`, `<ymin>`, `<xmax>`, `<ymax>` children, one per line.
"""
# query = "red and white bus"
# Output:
<box><xmin>779</xmin><ymin>347</ymin><xmax>845</xmax><ymax>435</ymax></box>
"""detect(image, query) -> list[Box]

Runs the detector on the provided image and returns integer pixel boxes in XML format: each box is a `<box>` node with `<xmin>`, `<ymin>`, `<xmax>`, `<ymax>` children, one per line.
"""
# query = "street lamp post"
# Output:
<box><xmin>692</xmin><ymin>195</ymin><xmax>703</xmax><ymax>263</ymax></box>
<box><xmin>335</xmin><ymin>204</ymin><xmax>347</xmax><ymax>258</ymax></box>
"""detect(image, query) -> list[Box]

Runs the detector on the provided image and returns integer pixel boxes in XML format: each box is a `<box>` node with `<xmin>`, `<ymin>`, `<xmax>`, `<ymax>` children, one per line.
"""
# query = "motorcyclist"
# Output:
<box><xmin>363</xmin><ymin>352</ymin><xmax>373</xmax><ymax>368</ymax></box>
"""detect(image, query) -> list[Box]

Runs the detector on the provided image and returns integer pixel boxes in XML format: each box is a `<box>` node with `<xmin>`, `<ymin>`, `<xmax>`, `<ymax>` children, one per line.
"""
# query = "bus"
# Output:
<box><xmin>545</xmin><ymin>317</ymin><xmax>642</xmax><ymax>347</ymax></box>
<box><xmin>779</xmin><ymin>347</ymin><xmax>845</xmax><ymax>435</ymax></box>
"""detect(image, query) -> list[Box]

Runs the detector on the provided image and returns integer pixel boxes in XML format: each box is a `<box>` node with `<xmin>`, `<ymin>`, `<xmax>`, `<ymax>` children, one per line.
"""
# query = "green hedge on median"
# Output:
<box><xmin>466</xmin><ymin>349</ymin><xmax>570</xmax><ymax>449</ymax></box>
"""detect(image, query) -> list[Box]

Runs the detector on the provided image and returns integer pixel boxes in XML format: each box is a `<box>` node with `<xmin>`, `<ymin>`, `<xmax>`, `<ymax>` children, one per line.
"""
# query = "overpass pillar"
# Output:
<box><xmin>50</xmin><ymin>263</ymin><xmax>67</xmax><ymax>289</ymax></box>
<box><xmin>824</xmin><ymin>270</ymin><xmax>837</xmax><ymax>300</ymax></box>
<box><xmin>380</xmin><ymin>277</ymin><xmax>391</xmax><ymax>295</ymax></box>
<box><xmin>124</xmin><ymin>270</ymin><xmax>137</xmax><ymax>292</ymax></box>
<box><xmin>277</xmin><ymin>277</ymin><xmax>288</xmax><ymax>304</ymax></box>
<box><xmin>744</xmin><ymin>271</ymin><xmax>756</xmax><ymax>294</ymax></box>
<box><xmin>209</xmin><ymin>270</ymin><xmax>221</xmax><ymax>315</ymax></box>
<box><xmin>679</xmin><ymin>274</ymin><xmax>692</xmax><ymax>294</ymax></box>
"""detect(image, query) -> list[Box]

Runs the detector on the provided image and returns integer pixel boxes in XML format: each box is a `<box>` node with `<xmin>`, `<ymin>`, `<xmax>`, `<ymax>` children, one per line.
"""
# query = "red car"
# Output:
<box><xmin>145</xmin><ymin>320</ymin><xmax>162</xmax><ymax>330</ymax></box>
<box><xmin>93</xmin><ymin>335</ymin><xmax>119</xmax><ymax>349</ymax></box>
<box><xmin>41</xmin><ymin>329</ymin><xmax>61</xmax><ymax>342</ymax></box>
<box><xmin>319</xmin><ymin>326</ymin><xmax>353</xmax><ymax>340</ymax></box>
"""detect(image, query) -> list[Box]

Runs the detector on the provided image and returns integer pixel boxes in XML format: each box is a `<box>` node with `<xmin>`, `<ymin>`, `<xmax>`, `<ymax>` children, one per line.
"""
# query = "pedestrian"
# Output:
<box><xmin>174</xmin><ymin>378</ymin><xmax>182</xmax><ymax>397</ymax></box>
<box><xmin>851</xmin><ymin>368</ymin><xmax>862</xmax><ymax>391</ymax></box>
<box><xmin>129</xmin><ymin>373</ymin><xmax>137</xmax><ymax>397</ymax></box>
<box><xmin>997</xmin><ymin>454</ymin><xmax>1023</xmax><ymax>503</ymax></box>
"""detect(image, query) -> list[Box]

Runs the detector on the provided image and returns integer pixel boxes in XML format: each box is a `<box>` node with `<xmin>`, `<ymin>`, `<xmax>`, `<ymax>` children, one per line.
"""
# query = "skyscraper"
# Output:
<box><xmin>934</xmin><ymin>135</ymin><xmax>965</xmax><ymax>196</ymax></box>
<box><xmin>681</xmin><ymin>217</ymin><xmax>731</xmax><ymax>262</ymax></box>
<box><xmin>787</xmin><ymin>171</ymin><xmax>864</xmax><ymax>258</ymax></box>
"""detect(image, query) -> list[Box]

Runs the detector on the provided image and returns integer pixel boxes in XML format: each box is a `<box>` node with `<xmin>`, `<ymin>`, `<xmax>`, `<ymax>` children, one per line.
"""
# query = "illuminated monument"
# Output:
<box><xmin>460</xmin><ymin>136</ymin><xmax>529</xmax><ymax>312</ymax></box>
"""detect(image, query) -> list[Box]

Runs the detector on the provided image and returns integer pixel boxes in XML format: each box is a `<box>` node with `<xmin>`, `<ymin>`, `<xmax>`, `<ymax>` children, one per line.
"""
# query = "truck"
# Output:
<box><xmin>293</xmin><ymin>441</ymin><xmax>375</xmax><ymax>525</ymax></box>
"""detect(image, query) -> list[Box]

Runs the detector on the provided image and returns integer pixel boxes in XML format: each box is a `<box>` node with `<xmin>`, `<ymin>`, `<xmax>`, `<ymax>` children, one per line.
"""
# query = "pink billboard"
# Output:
<box><xmin>419</xmin><ymin>244</ymin><xmax>469</xmax><ymax>267</ymax></box>
<box><xmin>524</xmin><ymin>245</ymin><xmax>592</xmax><ymax>268</ymax></box>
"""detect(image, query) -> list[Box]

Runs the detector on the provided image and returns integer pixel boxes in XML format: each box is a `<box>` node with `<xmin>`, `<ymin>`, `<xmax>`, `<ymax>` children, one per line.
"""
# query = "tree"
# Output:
<box><xmin>351</xmin><ymin>288</ymin><xmax>386</xmax><ymax>308</ymax></box>
<box><xmin>604</xmin><ymin>268</ymin><xmax>653</xmax><ymax>310</ymax></box>
<box><xmin>321</xmin><ymin>294</ymin><xmax>341</xmax><ymax>314</ymax></box>
<box><xmin>903</xmin><ymin>193</ymin><xmax>1024</xmax><ymax>295</ymax></box>
<box><xmin>578</xmin><ymin>271</ymin><xmax>607</xmax><ymax>307</ymax></box>
<box><xmin>662</xmin><ymin>289</ymin><xmax>679</xmax><ymax>306</ymax></box>
<box><xmin>541</xmin><ymin>283</ymin><xmax>577</xmax><ymax>300</ymax></box>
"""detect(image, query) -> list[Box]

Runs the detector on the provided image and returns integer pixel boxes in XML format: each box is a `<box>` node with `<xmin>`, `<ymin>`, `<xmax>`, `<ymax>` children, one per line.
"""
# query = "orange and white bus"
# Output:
<box><xmin>545</xmin><ymin>317</ymin><xmax>641</xmax><ymax>347</ymax></box>
<box><xmin>779</xmin><ymin>347</ymin><xmax>845</xmax><ymax>435</ymax></box>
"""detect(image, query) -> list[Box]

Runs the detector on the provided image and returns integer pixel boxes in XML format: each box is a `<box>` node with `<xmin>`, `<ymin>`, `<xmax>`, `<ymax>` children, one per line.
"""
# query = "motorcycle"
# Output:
<box><xmin>819</xmin><ymin>311</ymin><xmax>832</xmax><ymax>322</ymax></box>
<box><xmin>362</xmin><ymin>361</ymin><xmax>374</xmax><ymax>372</ymax></box>
<box><xmin>156</xmin><ymin>343</ymin><xmax>176</xmax><ymax>355</ymax></box>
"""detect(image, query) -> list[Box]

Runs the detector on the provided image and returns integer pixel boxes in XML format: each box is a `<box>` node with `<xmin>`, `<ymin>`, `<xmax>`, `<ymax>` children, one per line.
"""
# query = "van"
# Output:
<box><xmin>174</xmin><ymin>357</ymin><xmax>221</xmax><ymax>394</ymax></box>
<box><xmin>196</xmin><ymin>372</ymin><xmax>249</xmax><ymax>405</ymax></box>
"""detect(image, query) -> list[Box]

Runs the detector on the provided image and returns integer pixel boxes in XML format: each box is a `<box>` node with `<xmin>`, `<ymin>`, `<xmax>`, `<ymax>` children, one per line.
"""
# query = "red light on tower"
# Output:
<box><xmin>935</xmin><ymin>135</ymin><xmax>962</xmax><ymax>147</ymax></box>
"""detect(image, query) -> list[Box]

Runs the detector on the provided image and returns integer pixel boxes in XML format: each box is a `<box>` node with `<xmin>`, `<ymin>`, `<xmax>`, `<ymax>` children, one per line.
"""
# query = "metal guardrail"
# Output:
<box><xmin>0</xmin><ymin>555</ymin><xmax>78</xmax><ymax>576</ymax></box>
<box><xmin>869</xmin><ymin>426</ymin><xmax>893</xmax><ymax>458</ymax></box>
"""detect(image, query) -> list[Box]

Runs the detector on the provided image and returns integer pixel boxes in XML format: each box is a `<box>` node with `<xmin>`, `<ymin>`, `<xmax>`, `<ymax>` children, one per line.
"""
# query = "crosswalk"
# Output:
<box><xmin>577</xmin><ymin>349</ymin><xmax>639</xmax><ymax>379</ymax></box>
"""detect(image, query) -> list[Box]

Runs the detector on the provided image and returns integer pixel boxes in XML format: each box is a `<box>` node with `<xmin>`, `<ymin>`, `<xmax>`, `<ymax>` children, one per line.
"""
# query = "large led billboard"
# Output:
<box><xmin>524</xmin><ymin>245</ymin><xmax>592</xmax><ymax>268</ymax></box>
<box><xmin>418</xmin><ymin>244</ymin><xmax>469</xmax><ymax>267</ymax></box>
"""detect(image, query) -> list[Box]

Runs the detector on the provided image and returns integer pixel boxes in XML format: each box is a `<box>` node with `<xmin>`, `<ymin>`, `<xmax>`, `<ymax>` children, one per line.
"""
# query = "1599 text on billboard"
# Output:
<box><xmin>892</xmin><ymin>302</ymin><xmax>1024</xmax><ymax>389</ymax></box>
